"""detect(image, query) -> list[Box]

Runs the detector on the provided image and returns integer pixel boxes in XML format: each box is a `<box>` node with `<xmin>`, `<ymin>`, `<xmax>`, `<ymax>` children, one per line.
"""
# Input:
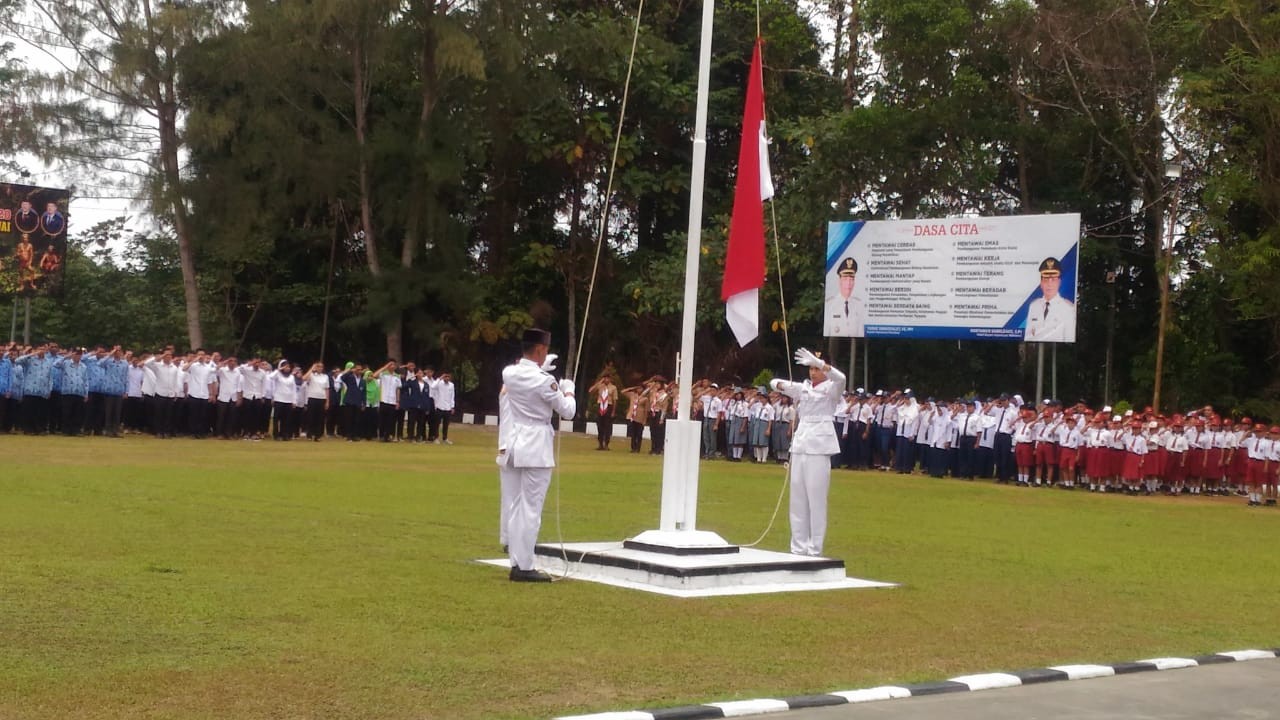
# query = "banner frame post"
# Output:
<box><xmin>1035</xmin><ymin>343</ymin><xmax>1045</xmax><ymax>407</ymax></box>
<box><xmin>23</xmin><ymin>296</ymin><xmax>31</xmax><ymax>346</ymax></box>
<box><xmin>848</xmin><ymin>337</ymin><xmax>856</xmax><ymax>386</ymax></box>
<box><xmin>9</xmin><ymin>299</ymin><xmax>16</xmax><ymax>344</ymax></box>
<box><xmin>863</xmin><ymin>337</ymin><xmax>869</xmax><ymax>390</ymax></box>
<box><xmin>1051</xmin><ymin>343</ymin><xmax>1058</xmax><ymax>401</ymax></box>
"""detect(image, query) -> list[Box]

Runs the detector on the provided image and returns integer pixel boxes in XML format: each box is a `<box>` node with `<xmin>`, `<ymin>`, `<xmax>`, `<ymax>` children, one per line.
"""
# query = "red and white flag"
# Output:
<box><xmin>721</xmin><ymin>37</ymin><xmax>774</xmax><ymax>347</ymax></box>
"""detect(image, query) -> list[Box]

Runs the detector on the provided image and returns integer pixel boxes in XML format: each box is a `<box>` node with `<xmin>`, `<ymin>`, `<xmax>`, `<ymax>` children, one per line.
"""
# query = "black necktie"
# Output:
<box><xmin>844</xmin><ymin>300</ymin><xmax>849</xmax><ymax>317</ymax></box>
<box><xmin>1043</xmin><ymin>302</ymin><xmax>1050</xmax><ymax>320</ymax></box>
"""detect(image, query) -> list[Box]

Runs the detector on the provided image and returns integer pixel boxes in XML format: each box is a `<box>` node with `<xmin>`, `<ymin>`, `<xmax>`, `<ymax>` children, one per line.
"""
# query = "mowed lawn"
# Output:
<box><xmin>2</xmin><ymin>427</ymin><xmax>1278</xmax><ymax>720</ymax></box>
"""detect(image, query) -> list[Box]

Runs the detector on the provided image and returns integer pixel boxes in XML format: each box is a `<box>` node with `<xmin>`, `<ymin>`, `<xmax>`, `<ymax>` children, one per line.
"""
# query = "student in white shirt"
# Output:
<box><xmin>429</xmin><ymin>371</ymin><xmax>457</xmax><ymax>444</ymax></box>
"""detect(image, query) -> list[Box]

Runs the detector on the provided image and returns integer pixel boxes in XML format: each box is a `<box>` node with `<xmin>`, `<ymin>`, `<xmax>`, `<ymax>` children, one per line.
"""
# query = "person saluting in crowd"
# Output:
<box><xmin>769</xmin><ymin>348</ymin><xmax>846</xmax><ymax>557</ymax></box>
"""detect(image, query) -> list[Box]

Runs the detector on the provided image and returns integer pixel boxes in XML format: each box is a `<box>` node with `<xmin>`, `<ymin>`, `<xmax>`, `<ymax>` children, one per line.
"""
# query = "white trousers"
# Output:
<box><xmin>498</xmin><ymin>455</ymin><xmax>520</xmax><ymax>545</ymax></box>
<box><xmin>789</xmin><ymin>453</ymin><xmax>831</xmax><ymax>556</ymax></box>
<box><xmin>506</xmin><ymin>463</ymin><xmax>552</xmax><ymax>571</ymax></box>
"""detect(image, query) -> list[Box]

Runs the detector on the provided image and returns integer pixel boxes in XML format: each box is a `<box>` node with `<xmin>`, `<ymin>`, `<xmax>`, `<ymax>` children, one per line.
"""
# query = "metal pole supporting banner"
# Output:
<box><xmin>9</xmin><ymin>300</ymin><xmax>16</xmax><ymax>344</ymax></box>
<box><xmin>23</xmin><ymin>297</ymin><xmax>32</xmax><ymax>345</ymax></box>
<box><xmin>1051</xmin><ymin>343</ymin><xmax>1058</xmax><ymax>401</ymax></box>
<box><xmin>1035</xmin><ymin>342</ymin><xmax>1044</xmax><ymax>408</ymax></box>
<box><xmin>849</xmin><ymin>337</ymin><xmax>856</xmax><ymax>387</ymax></box>
<box><xmin>863</xmin><ymin>337</ymin><xmax>869</xmax><ymax>390</ymax></box>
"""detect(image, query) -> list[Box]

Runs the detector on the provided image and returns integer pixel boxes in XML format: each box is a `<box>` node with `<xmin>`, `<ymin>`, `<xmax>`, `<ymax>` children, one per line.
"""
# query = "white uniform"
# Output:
<box><xmin>770</xmin><ymin>364</ymin><xmax>847</xmax><ymax>556</ymax></box>
<box><xmin>1025</xmin><ymin>294</ymin><xmax>1075</xmax><ymax>342</ymax></box>
<box><xmin>824</xmin><ymin>293</ymin><xmax>865</xmax><ymax>337</ymax></box>
<box><xmin>496</xmin><ymin>385</ymin><xmax>518</xmax><ymax>547</ymax></box>
<box><xmin>501</xmin><ymin>358</ymin><xmax>576</xmax><ymax>572</ymax></box>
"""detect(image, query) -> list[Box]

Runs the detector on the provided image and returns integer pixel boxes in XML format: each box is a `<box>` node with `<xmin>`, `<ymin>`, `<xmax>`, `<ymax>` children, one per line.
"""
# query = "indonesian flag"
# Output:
<box><xmin>722</xmin><ymin>37</ymin><xmax>774</xmax><ymax>347</ymax></box>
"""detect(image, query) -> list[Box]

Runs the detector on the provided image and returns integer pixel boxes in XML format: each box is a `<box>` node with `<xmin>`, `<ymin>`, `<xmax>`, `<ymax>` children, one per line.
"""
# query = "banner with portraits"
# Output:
<box><xmin>824</xmin><ymin>213</ymin><xmax>1081</xmax><ymax>343</ymax></box>
<box><xmin>0</xmin><ymin>182</ymin><xmax>69</xmax><ymax>298</ymax></box>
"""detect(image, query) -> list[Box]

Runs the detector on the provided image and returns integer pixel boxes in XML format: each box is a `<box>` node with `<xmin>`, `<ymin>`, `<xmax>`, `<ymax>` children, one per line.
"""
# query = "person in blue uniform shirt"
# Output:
<box><xmin>1025</xmin><ymin>257</ymin><xmax>1076</xmax><ymax>342</ymax></box>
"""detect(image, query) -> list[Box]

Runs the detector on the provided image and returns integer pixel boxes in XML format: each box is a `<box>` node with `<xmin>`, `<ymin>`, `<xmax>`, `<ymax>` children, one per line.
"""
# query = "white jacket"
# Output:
<box><xmin>501</xmin><ymin>358</ymin><xmax>576</xmax><ymax>468</ymax></box>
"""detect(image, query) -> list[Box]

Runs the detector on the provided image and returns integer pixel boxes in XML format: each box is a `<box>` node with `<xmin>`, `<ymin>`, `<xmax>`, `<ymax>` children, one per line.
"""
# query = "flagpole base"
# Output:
<box><xmin>625</xmin><ymin>529</ymin><xmax>737</xmax><ymax>556</ymax></box>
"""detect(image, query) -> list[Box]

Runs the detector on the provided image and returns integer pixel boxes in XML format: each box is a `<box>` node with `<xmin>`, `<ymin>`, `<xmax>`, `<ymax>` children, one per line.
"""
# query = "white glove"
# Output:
<box><xmin>794</xmin><ymin>348</ymin><xmax>824</xmax><ymax>368</ymax></box>
<box><xmin>559</xmin><ymin>378</ymin><xmax>576</xmax><ymax>396</ymax></box>
<box><xmin>540</xmin><ymin>353</ymin><xmax>558</xmax><ymax>373</ymax></box>
<box><xmin>769</xmin><ymin>378</ymin><xmax>786</xmax><ymax>391</ymax></box>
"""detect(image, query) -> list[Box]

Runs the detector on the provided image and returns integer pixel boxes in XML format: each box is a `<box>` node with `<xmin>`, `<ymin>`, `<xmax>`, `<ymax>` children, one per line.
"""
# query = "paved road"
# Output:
<box><xmin>780</xmin><ymin>660</ymin><xmax>1280</xmax><ymax>720</ymax></box>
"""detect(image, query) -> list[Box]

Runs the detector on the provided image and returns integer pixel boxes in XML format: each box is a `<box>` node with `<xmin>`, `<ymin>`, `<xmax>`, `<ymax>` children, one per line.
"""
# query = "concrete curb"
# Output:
<box><xmin>554</xmin><ymin>648</ymin><xmax>1280</xmax><ymax>719</ymax></box>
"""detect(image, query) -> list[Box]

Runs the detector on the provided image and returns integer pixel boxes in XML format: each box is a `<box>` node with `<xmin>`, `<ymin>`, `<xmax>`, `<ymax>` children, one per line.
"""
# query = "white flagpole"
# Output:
<box><xmin>648</xmin><ymin>0</ymin><xmax>719</xmax><ymax>542</ymax></box>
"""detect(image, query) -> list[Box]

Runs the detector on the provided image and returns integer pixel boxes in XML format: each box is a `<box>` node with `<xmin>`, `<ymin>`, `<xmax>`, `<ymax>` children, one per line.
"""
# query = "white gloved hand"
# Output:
<box><xmin>540</xmin><ymin>353</ymin><xmax>559</xmax><ymax>373</ymax></box>
<box><xmin>794</xmin><ymin>347</ymin><xmax>824</xmax><ymax>368</ymax></box>
<box><xmin>559</xmin><ymin>378</ymin><xmax>576</xmax><ymax>396</ymax></box>
<box><xmin>769</xmin><ymin>378</ymin><xmax>786</xmax><ymax>391</ymax></box>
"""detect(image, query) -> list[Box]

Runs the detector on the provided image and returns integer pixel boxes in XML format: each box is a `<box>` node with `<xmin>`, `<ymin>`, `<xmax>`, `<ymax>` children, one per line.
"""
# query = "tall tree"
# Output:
<box><xmin>26</xmin><ymin>0</ymin><xmax>228</xmax><ymax>349</ymax></box>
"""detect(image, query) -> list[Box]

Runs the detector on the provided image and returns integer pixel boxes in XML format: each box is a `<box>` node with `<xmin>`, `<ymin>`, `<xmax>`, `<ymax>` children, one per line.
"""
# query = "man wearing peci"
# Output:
<box><xmin>825</xmin><ymin>257</ymin><xmax>865</xmax><ymax>337</ymax></box>
<box><xmin>501</xmin><ymin>328</ymin><xmax>576</xmax><ymax>582</ymax></box>
<box><xmin>1025</xmin><ymin>257</ymin><xmax>1076</xmax><ymax>342</ymax></box>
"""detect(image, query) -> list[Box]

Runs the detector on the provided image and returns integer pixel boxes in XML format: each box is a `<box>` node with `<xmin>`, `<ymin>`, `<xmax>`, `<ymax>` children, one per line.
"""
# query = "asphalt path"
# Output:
<box><xmin>778</xmin><ymin>660</ymin><xmax>1280</xmax><ymax>720</ymax></box>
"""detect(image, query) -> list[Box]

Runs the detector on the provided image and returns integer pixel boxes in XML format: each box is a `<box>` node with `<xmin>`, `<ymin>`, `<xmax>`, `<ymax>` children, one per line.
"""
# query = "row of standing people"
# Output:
<box><xmin>0</xmin><ymin>343</ymin><xmax>457</xmax><ymax>444</ymax></box>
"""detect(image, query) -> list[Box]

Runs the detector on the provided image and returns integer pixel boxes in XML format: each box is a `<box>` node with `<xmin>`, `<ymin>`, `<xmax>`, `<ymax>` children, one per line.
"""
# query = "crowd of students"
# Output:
<box><xmin>0</xmin><ymin>342</ymin><xmax>458</xmax><ymax>444</ymax></box>
<box><xmin>589</xmin><ymin>374</ymin><xmax>1279</xmax><ymax>508</ymax></box>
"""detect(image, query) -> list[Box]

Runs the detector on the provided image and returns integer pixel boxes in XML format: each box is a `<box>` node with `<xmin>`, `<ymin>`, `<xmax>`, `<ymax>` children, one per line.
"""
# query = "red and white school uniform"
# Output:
<box><xmin>1121</xmin><ymin>430</ymin><xmax>1147</xmax><ymax>483</ymax></box>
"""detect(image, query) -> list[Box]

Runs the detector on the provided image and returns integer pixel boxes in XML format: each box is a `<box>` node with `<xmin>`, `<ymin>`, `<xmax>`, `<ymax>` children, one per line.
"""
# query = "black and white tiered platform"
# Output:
<box><xmin>480</xmin><ymin>535</ymin><xmax>895</xmax><ymax>598</ymax></box>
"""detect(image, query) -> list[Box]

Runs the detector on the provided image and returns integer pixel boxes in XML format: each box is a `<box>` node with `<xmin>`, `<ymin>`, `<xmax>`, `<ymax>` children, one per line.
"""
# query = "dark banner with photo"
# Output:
<box><xmin>0</xmin><ymin>182</ymin><xmax>69</xmax><ymax>298</ymax></box>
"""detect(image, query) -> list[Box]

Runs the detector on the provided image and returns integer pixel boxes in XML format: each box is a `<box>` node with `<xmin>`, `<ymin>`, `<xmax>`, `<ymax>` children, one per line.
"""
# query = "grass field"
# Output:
<box><xmin>2</xmin><ymin>426</ymin><xmax>1278</xmax><ymax>719</ymax></box>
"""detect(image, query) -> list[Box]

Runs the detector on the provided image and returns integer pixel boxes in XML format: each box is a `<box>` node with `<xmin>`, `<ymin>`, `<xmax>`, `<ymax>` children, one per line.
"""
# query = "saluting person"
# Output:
<box><xmin>501</xmin><ymin>329</ymin><xmax>576</xmax><ymax>583</ymax></box>
<box><xmin>770</xmin><ymin>348</ymin><xmax>846</xmax><ymax>557</ymax></box>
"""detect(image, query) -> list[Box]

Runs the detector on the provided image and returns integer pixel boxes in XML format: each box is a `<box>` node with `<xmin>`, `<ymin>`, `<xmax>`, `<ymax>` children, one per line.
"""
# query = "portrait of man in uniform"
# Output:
<box><xmin>1024</xmin><ymin>256</ymin><xmax>1076</xmax><ymax>342</ymax></box>
<box><xmin>824</xmin><ymin>256</ymin><xmax>865</xmax><ymax>337</ymax></box>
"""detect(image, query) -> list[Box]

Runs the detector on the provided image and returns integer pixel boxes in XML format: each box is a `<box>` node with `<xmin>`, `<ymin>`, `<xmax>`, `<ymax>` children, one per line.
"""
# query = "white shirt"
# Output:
<box><xmin>1025</xmin><ymin>294</ymin><xmax>1076</xmax><ymax>342</ymax></box>
<box><xmin>185</xmin><ymin>360</ymin><xmax>215</xmax><ymax>400</ymax></box>
<box><xmin>217</xmin><ymin>367</ymin><xmax>243</xmax><ymax>403</ymax></box>
<box><xmin>825</xmin><ymin>293</ymin><xmax>865</xmax><ymax>337</ymax></box>
<box><xmin>305</xmin><ymin>373</ymin><xmax>330</xmax><ymax>400</ymax></box>
<box><xmin>127</xmin><ymin>366</ymin><xmax>144</xmax><ymax>398</ymax></box>
<box><xmin>770</xmin><ymin>365</ymin><xmax>847</xmax><ymax>455</ymax></box>
<box><xmin>239</xmin><ymin>365</ymin><xmax>267</xmax><ymax>400</ymax></box>
<box><xmin>378</xmin><ymin>373</ymin><xmax>402</xmax><ymax>405</ymax></box>
<box><xmin>145</xmin><ymin>358</ymin><xmax>182</xmax><ymax>398</ymax></box>
<box><xmin>501</xmin><ymin>358</ymin><xmax>576</xmax><ymax>468</ymax></box>
<box><xmin>430</xmin><ymin>378</ymin><xmax>456</xmax><ymax>411</ymax></box>
<box><xmin>269</xmin><ymin>370</ymin><xmax>296</xmax><ymax>405</ymax></box>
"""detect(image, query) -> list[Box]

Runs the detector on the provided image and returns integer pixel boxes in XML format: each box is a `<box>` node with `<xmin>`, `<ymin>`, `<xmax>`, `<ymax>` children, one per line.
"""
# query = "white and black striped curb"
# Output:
<box><xmin>554</xmin><ymin>649</ymin><xmax>1279</xmax><ymax>719</ymax></box>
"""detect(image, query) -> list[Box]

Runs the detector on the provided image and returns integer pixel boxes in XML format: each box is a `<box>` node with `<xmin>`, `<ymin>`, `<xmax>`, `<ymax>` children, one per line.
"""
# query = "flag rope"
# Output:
<box><xmin>548</xmin><ymin>0</ymin><xmax>647</xmax><ymax>581</ymax></box>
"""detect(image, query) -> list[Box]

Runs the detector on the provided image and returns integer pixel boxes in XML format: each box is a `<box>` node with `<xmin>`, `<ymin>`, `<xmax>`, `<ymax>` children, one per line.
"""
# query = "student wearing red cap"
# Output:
<box><xmin>1121</xmin><ymin>419</ymin><xmax>1148</xmax><ymax>493</ymax></box>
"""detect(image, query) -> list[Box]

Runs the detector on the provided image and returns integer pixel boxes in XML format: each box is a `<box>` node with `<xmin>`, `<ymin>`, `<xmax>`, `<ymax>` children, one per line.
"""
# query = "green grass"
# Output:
<box><xmin>1</xmin><ymin>428</ymin><xmax>1277</xmax><ymax>719</ymax></box>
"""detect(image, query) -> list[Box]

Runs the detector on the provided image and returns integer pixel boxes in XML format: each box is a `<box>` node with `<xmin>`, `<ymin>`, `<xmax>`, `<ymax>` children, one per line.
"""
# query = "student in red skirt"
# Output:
<box><xmin>1227</xmin><ymin>418</ymin><xmax>1251</xmax><ymax>495</ymax></box>
<box><xmin>1106</xmin><ymin>416</ymin><xmax>1127</xmax><ymax>492</ymax></box>
<box><xmin>1084</xmin><ymin>413</ymin><xmax>1108</xmax><ymax>492</ymax></box>
<box><xmin>1189</xmin><ymin>417</ymin><xmax>1212</xmax><ymax>495</ymax></box>
<box><xmin>1207</xmin><ymin>417</ymin><xmax>1231</xmax><ymax>495</ymax></box>
<box><xmin>1166</xmin><ymin>419</ymin><xmax>1190</xmax><ymax>495</ymax></box>
<box><xmin>1242</xmin><ymin>423</ymin><xmax>1269</xmax><ymax>507</ymax></box>
<box><xmin>1057</xmin><ymin>410</ymin><xmax>1084</xmax><ymax>489</ymax></box>
<box><xmin>1013</xmin><ymin>406</ymin><xmax>1037</xmax><ymax>486</ymax></box>
<box><xmin>1145</xmin><ymin>418</ymin><xmax>1168</xmax><ymax>494</ymax></box>
<box><xmin>1034</xmin><ymin>406</ymin><xmax>1061</xmax><ymax>486</ymax></box>
<box><xmin>1121</xmin><ymin>419</ymin><xmax>1148</xmax><ymax>494</ymax></box>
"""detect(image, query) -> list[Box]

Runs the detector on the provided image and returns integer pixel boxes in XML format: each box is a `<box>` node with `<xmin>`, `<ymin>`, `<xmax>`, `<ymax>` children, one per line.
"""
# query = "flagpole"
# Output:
<box><xmin>632</xmin><ymin>0</ymin><xmax>726</xmax><ymax>547</ymax></box>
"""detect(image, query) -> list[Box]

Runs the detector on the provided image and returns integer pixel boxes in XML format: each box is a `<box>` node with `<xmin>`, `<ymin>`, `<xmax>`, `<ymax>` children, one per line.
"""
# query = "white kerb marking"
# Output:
<box><xmin>1048</xmin><ymin>664</ymin><xmax>1116</xmax><ymax>680</ymax></box>
<box><xmin>710</xmin><ymin>699</ymin><xmax>791</xmax><ymax>716</ymax></box>
<box><xmin>950</xmin><ymin>673</ymin><xmax>1023</xmax><ymax>691</ymax></box>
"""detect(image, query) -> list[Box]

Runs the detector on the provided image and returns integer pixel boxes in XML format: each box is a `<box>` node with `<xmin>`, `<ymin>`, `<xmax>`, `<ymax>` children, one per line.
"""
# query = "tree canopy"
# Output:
<box><xmin>5</xmin><ymin>0</ymin><xmax>1280</xmax><ymax>416</ymax></box>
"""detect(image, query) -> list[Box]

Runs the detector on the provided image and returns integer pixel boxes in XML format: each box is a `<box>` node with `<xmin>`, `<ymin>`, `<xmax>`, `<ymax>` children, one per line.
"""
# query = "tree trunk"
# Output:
<box><xmin>143</xmin><ymin>0</ymin><xmax>202</xmax><ymax>349</ymax></box>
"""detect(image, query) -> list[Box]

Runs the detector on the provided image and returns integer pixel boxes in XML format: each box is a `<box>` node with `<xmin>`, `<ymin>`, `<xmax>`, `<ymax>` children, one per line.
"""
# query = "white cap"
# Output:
<box><xmin>1102</xmin><ymin>405</ymin><xmax>1112</xmax><ymax>413</ymax></box>
<box><xmin>1112</xmin><ymin>415</ymin><xmax>1122</xmax><ymax>422</ymax></box>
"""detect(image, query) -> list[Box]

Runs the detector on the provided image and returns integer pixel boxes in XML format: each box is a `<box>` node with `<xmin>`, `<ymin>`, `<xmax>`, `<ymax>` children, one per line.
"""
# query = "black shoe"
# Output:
<box><xmin>509</xmin><ymin>568</ymin><xmax>552</xmax><ymax>583</ymax></box>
